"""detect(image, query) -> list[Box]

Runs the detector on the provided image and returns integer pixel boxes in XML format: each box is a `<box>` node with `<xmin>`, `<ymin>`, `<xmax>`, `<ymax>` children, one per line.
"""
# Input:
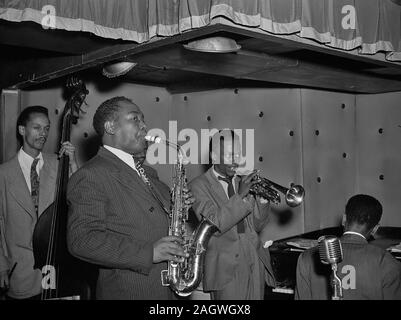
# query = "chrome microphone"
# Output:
<box><xmin>318</xmin><ymin>235</ymin><xmax>343</xmax><ymax>265</ymax></box>
<box><xmin>318</xmin><ymin>235</ymin><xmax>343</xmax><ymax>300</ymax></box>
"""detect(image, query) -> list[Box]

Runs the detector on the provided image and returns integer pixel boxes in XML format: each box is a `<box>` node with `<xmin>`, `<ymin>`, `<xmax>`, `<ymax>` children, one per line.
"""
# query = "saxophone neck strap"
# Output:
<box><xmin>135</xmin><ymin>161</ymin><xmax>170</xmax><ymax>215</ymax></box>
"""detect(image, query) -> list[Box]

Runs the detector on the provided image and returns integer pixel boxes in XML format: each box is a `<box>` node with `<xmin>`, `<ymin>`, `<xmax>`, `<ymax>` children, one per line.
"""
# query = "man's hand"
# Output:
<box><xmin>238</xmin><ymin>170</ymin><xmax>259</xmax><ymax>199</ymax></box>
<box><xmin>182</xmin><ymin>187</ymin><xmax>195</xmax><ymax>211</ymax></box>
<box><xmin>59</xmin><ymin>141</ymin><xmax>78</xmax><ymax>173</ymax></box>
<box><xmin>153</xmin><ymin>236</ymin><xmax>188</xmax><ymax>264</ymax></box>
<box><xmin>0</xmin><ymin>270</ymin><xmax>9</xmax><ymax>293</ymax></box>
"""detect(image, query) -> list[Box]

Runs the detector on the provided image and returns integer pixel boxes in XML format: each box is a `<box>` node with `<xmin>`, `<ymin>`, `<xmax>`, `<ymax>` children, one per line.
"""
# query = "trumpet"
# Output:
<box><xmin>248</xmin><ymin>173</ymin><xmax>305</xmax><ymax>207</ymax></box>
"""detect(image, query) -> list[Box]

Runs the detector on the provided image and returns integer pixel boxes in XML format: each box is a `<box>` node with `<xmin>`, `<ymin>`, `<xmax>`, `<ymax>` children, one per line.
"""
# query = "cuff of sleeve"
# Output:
<box><xmin>131</xmin><ymin>242</ymin><xmax>154</xmax><ymax>275</ymax></box>
<box><xmin>239</xmin><ymin>195</ymin><xmax>253</xmax><ymax>211</ymax></box>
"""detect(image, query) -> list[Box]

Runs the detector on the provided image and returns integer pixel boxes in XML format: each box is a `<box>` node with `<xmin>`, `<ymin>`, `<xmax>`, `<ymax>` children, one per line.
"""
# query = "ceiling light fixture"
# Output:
<box><xmin>102</xmin><ymin>61</ymin><xmax>137</xmax><ymax>78</ymax></box>
<box><xmin>183</xmin><ymin>36</ymin><xmax>241</xmax><ymax>53</ymax></box>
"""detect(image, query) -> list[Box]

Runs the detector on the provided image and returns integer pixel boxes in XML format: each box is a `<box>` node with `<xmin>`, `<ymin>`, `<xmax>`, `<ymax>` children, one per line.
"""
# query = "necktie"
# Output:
<box><xmin>30</xmin><ymin>158</ymin><xmax>40</xmax><ymax>216</ymax></box>
<box><xmin>218</xmin><ymin>176</ymin><xmax>245</xmax><ymax>233</ymax></box>
<box><xmin>134</xmin><ymin>158</ymin><xmax>170</xmax><ymax>215</ymax></box>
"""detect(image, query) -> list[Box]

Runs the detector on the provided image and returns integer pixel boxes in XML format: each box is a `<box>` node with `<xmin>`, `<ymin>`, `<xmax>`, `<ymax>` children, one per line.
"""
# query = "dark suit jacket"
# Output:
<box><xmin>189</xmin><ymin>167</ymin><xmax>276</xmax><ymax>292</ymax></box>
<box><xmin>66</xmin><ymin>147</ymin><xmax>174</xmax><ymax>300</ymax></box>
<box><xmin>0</xmin><ymin>153</ymin><xmax>58</xmax><ymax>298</ymax></box>
<box><xmin>295</xmin><ymin>233</ymin><xmax>401</xmax><ymax>300</ymax></box>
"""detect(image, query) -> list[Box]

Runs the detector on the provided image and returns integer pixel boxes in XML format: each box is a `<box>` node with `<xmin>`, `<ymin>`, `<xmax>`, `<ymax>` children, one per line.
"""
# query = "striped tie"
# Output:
<box><xmin>30</xmin><ymin>158</ymin><xmax>40</xmax><ymax>216</ymax></box>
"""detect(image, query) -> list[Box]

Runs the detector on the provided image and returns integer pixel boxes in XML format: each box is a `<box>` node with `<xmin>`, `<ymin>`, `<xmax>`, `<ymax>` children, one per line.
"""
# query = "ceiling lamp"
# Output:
<box><xmin>183</xmin><ymin>36</ymin><xmax>241</xmax><ymax>53</ymax></box>
<box><xmin>102</xmin><ymin>61</ymin><xmax>137</xmax><ymax>78</ymax></box>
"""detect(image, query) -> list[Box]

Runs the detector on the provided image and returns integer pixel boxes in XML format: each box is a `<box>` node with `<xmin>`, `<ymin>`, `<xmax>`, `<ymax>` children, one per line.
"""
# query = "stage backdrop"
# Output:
<box><xmin>15</xmin><ymin>80</ymin><xmax>401</xmax><ymax>242</ymax></box>
<box><xmin>1</xmin><ymin>0</ymin><xmax>401</xmax><ymax>61</ymax></box>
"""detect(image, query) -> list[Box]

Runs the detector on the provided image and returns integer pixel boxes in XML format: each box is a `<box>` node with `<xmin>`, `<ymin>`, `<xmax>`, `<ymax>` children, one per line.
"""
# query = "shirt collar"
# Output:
<box><xmin>343</xmin><ymin>231</ymin><xmax>366</xmax><ymax>240</ymax></box>
<box><xmin>212</xmin><ymin>165</ymin><xmax>237</xmax><ymax>181</ymax></box>
<box><xmin>212</xmin><ymin>166</ymin><xmax>224</xmax><ymax>179</ymax></box>
<box><xmin>103</xmin><ymin>145</ymin><xmax>139</xmax><ymax>174</ymax></box>
<box><xmin>19</xmin><ymin>147</ymin><xmax>43</xmax><ymax>163</ymax></box>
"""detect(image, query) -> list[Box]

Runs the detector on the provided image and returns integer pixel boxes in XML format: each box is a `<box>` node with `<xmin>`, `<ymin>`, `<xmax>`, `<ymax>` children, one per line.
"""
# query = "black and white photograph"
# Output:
<box><xmin>0</xmin><ymin>0</ymin><xmax>401</xmax><ymax>309</ymax></box>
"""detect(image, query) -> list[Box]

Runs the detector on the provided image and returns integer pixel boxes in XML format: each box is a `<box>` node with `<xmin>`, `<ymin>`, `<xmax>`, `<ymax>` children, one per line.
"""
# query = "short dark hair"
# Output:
<box><xmin>16</xmin><ymin>105</ymin><xmax>49</xmax><ymax>145</ymax></box>
<box><xmin>93</xmin><ymin>96</ymin><xmax>133</xmax><ymax>136</ymax></box>
<box><xmin>345</xmin><ymin>194</ymin><xmax>382</xmax><ymax>230</ymax></box>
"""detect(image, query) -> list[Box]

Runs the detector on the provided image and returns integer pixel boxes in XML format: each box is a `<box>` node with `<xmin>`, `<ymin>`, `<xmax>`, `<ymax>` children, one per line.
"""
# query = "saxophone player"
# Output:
<box><xmin>189</xmin><ymin>129</ymin><xmax>276</xmax><ymax>300</ymax></box>
<box><xmin>66</xmin><ymin>96</ymin><xmax>194</xmax><ymax>300</ymax></box>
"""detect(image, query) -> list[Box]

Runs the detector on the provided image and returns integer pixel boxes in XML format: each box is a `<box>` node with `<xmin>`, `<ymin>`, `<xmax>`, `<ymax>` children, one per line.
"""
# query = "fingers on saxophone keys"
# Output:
<box><xmin>164</xmin><ymin>235</ymin><xmax>184</xmax><ymax>244</ymax></box>
<box><xmin>166</xmin><ymin>246</ymin><xmax>189</xmax><ymax>262</ymax></box>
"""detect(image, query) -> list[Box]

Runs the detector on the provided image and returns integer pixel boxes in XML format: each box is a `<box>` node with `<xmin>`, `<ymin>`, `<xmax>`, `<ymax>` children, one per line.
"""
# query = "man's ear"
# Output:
<box><xmin>210</xmin><ymin>151</ymin><xmax>217</xmax><ymax>164</ymax></box>
<box><xmin>371</xmin><ymin>224</ymin><xmax>380</xmax><ymax>236</ymax></box>
<box><xmin>18</xmin><ymin>125</ymin><xmax>25</xmax><ymax>137</ymax></box>
<box><xmin>341</xmin><ymin>213</ymin><xmax>346</xmax><ymax>227</ymax></box>
<box><xmin>104</xmin><ymin>121</ymin><xmax>115</xmax><ymax>135</ymax></box>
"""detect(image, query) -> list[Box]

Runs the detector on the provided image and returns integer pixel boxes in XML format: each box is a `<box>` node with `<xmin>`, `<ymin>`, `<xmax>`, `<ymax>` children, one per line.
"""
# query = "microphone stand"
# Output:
<box><xmin>331</xmin><ymin>263</ymin><xmax>343</xmax><ymax>300</ymax></box>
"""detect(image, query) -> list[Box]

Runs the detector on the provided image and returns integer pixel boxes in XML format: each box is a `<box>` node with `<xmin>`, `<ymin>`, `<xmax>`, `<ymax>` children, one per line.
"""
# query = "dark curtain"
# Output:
<box><xmin>1</xmin><ymin>0</ymin><xmax>400</xmax><ymax>61</ymax></box>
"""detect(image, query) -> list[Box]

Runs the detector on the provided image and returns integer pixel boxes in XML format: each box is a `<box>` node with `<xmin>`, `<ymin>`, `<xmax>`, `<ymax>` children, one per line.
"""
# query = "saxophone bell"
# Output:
<box><xmin>147</xmin><ymin>135</ymin><xmax>219</xmax><ymax>296</ymax></box>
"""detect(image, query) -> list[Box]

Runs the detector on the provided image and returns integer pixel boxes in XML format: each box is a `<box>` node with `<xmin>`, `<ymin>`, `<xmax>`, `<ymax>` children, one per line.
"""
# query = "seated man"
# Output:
<box><xmin>295</xmin><ymin>194</ymin><xmax>401</xmax><ymax>300</ymax></box>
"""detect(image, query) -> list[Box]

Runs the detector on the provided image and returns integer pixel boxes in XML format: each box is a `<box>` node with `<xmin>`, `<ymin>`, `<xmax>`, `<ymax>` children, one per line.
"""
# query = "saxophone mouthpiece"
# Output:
<box><xmin>145</xmin><ymin>135</ymin><xmax>162</xmax><ymax>144</ymax></box>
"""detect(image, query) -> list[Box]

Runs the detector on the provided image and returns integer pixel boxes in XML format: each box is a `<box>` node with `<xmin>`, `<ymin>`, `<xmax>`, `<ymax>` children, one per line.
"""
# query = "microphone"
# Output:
<box><xmin>145</xmin><ymin>135</ymin><xmax>186</xmax><ymax>164</ymax></box>
<box><xmin>318</xmin><ymin>235</ymin><xmax>343</xmax><ymax>265</ymax></box>
<box><xmin>318</xmin><ymin>235</ymin><xmax>343</xmax><ymax>300</ymax></box>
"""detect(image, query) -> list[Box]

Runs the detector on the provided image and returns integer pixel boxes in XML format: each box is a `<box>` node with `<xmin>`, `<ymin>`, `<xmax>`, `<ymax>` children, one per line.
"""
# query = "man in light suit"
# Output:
<box><xmin>67</xmin><ymin>96</ymin><xmax>192</xmax><ymax>300</ymax></box>
<box><xmin>295</xmin><ymin>194</ymin><xmax>401</xmax><ymax>300</ymax></box>
<box><xmin>0</xmin><ymin>106</ymin><xmax>77</xmax><ymax>299</ymax></box>
<box><xmin>189</xmin><ymin>129</ymin><xmax>276</xmax><ymax>300</ymax></box>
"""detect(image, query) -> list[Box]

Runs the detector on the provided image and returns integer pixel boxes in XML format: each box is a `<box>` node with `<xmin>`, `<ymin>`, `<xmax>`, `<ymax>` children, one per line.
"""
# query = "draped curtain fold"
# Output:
<box><xmin>1</xmin><ymin>0</ymin><xmax>401</xmax><ymax>61</ymax></box>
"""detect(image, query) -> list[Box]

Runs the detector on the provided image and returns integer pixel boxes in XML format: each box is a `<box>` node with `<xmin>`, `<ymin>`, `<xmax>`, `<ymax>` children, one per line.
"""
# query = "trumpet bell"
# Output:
<box><xmin>285</xmin><ymin>184</ymin><xmax>305</xmax><ymax>207</ymax></box>
<box><xmin>249</xmin><ymin>175</ymin><xmax>305</xmax><ymax>207</ymax></box>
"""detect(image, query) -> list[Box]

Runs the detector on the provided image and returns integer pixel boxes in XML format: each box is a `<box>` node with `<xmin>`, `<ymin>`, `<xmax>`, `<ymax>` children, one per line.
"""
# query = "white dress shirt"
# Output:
<box><xmin>17</xmin><ymin>147</ymin><xmax>44</xmax><ymax>193</ymax></box>
<box><xmin>212</xmin><ymin>166</ymin><xmax>237</xmax><ymax>199</ymax></box>
<box><xmin>343</xmin><ymin>231</ymin><xmax>367</xmax><ymax>240</ymax></box>
<box><xmin>104</xmin><ymin>145</ymin><xmax>140</xmax><ymax>176</ymax></box>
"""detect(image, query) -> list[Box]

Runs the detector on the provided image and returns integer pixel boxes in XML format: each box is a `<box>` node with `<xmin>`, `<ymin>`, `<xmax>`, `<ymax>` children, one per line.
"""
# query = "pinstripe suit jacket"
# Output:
<box><xmin>0</xmin><ymin>153</ymin><xmax>58</xmax><ymax>298</ymax></box>
<box><xmin>66</xmin><ymin>147</ymin><xmax>173</xmax><ymax>300</ymax></box>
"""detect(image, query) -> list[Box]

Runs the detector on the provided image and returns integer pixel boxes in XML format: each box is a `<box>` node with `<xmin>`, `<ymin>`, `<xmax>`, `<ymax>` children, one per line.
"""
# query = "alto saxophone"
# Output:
<box><xmin>145</xmin><ymin>136</ymin><xmax>219</xmax><ymax>297</ymax></box>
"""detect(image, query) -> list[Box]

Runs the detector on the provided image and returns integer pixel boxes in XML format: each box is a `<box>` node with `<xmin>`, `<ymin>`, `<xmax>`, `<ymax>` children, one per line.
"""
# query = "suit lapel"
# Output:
<box><xmin>98</xmin><ymin>148</ymin><xmax>162</xmax><ymax>207</ymax></box>
<box><xmin>204</xmin><ymin>167</ymin><xmax>232</xmax><ymax>202</ymax></box>
<box><xmin>205</xmin><ymin>168</ymin><xmax>251</xmax><ymax>231</ymax></box>
<box><xmin>8</xmin><ymin>156</ymin><xmax>36</xmax><ymax>219</ymax></box>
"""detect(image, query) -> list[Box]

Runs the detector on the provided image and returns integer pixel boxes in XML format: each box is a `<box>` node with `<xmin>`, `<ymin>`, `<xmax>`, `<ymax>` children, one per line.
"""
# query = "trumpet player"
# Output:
<box><xmin>189</xmin><ymin>129</ymin><xmax>276</xmax><ymax>300</ymax></box>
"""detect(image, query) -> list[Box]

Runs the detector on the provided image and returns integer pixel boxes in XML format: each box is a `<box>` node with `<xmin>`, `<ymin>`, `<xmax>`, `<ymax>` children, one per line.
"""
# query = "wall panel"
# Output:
<box><xmin>356</xmin><ymin>92</ymin><xmax>401</xmax><ymax>227</ymax></box>
<box><xmin>301</xmin><ymin>90</ymin><xmax>356</xmax><ymax>232</ymax></box>
<box><xmin>1</xmin><ymin>89</ymin><xmax>21</xmax><ymax>162</ymax></box>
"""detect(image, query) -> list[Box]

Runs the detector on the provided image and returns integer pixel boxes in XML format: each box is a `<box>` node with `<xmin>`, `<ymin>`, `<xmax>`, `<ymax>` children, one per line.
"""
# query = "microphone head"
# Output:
<box><xmin>318</xmin><ymin>235</ymin><xmax>343</xmax><ymax>265</ymax></box>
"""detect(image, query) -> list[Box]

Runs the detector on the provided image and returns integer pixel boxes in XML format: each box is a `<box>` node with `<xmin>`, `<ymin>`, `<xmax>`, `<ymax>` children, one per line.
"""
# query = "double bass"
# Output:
<box><xmin>32</xmin><ymin>77</ymin><xmax>93</xmax><ymax>300</ymax></box>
